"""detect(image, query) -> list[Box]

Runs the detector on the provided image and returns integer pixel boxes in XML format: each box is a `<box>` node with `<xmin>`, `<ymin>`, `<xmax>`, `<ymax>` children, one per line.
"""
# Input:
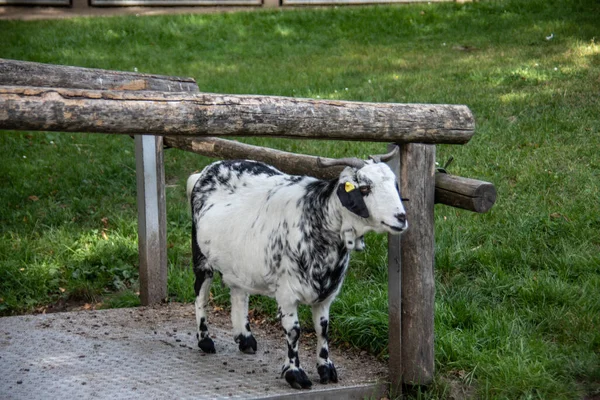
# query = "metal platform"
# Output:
<box><xmin>0</xmin><ymin>303</ymin><xmax>387</xmax><ymax>399</ymax></box>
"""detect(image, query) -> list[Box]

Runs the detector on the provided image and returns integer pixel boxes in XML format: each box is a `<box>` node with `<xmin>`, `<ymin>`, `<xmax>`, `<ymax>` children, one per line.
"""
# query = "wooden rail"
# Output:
<box><xmin>0</xmin><ymin>85</ymin><xmax>474</xmax><ymax>144</ymax></box>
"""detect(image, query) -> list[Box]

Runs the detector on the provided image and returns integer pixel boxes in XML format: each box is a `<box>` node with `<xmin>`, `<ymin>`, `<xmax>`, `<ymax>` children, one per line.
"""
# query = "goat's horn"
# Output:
<box><xmin>369</xmin><ymin>146</ymin><xmax>399</xmax><ymax>163</ymax></box>
<box><xmin>317</xmin><ymin>157</ymin><xmax>367</xmax><ymax>169</ymax></box>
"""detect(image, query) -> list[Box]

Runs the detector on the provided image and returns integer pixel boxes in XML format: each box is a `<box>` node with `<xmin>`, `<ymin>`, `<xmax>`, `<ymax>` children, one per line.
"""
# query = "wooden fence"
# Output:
<box><xmin>0</xmin><ymin>58</ymin><xmax>495</xmax><ymax>394</ymax></box>
<box><xmin>0</xmin><ymin>0</ymin><xmax>456</xmax><ymax>8</ymax></box>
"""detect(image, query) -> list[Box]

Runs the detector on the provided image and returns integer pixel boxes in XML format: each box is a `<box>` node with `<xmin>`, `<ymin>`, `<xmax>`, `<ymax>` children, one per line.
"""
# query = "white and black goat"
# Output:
<box><xmin>187</xmin><ymin>148</ymin><xmax>407</xmax><ymax>389</ymax></box>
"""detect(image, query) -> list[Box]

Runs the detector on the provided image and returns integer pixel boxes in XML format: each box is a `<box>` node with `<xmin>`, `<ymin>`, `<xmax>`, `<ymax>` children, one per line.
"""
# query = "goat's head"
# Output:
<box><xmin>318</xmin><ymin>147</ymin><xmax>408</xmax><ymax>235</ymax></box>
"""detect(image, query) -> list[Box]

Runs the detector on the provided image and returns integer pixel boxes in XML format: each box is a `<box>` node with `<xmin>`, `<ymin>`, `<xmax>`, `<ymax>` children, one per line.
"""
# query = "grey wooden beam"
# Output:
<box><xmin>135</xmin><ymin>135</ymin><xmax>168</xmax><ymax>305</ymax></box>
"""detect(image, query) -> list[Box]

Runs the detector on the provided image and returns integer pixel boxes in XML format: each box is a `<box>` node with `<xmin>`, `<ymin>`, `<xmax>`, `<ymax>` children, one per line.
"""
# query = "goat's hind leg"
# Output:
<box><xmin>230</xmin><ymin>287</ymin><xmax>257</xmax><ymax>354</ymax></box>
<box><xmin>193</xmin><ymin>225</ymin><xmax>215</xmax><ymax>353</ymax></box>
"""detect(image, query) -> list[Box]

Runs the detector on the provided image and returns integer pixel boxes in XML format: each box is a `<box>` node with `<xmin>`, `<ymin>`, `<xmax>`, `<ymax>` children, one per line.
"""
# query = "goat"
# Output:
<box><xmin>187</xmin><ymin>148</ymin><xmax>407</xmax><ymax>389</ymax></box>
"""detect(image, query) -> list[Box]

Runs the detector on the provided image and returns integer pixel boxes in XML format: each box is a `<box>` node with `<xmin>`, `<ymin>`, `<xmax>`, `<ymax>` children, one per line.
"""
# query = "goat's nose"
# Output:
<box><xmin>395</xmin><ymin>213</ymin><xmax>406</xmax><ymax>226</ymax></box>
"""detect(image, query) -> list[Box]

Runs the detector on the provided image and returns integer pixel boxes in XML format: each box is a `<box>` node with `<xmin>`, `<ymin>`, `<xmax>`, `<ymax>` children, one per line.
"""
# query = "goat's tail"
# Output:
<box><xmin>186</xmin><ymin>173</ymin><xmax>202</xmax><ymax>212</ymax></box>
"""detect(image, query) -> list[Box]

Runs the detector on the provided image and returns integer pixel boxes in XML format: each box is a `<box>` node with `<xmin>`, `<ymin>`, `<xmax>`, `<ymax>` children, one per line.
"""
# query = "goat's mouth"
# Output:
<box><xmin>381</xmin><ymin>221</ymin><xmax>407</xmax><ymax>233</ymax></box>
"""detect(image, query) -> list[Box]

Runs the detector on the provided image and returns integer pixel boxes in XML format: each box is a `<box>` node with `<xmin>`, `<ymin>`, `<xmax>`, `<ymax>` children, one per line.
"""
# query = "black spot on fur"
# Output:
<box><xmin>220</xmin><ymin>160</ymin><xmax>282</xmax><ymax>177</ymax></box>
<box><xmin>287</xmin><ymin>342</ymin><xmax>296</xmax><ymax>363</ymax></box>
<box><xmin>284</xmin><ymin>175</ymin><xmax>304</xmax><ymax>186</ymax></box>
<box><xmin>319</xmin><ymin>347</ymin><xmax>329</xmax><ymax>360</ymax></box>
<box><xmin>199</xmin><ymin>317</ymin><xmax>208</xmax><ymax>333</ymax></box>
<box><xmin>320</xmin><ymin>318</ymin><xmax>329</xmax><ymax>341</ymax></box>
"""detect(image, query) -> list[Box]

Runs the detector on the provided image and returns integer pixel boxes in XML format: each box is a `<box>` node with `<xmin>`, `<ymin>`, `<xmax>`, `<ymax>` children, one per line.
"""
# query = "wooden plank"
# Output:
<box><xmin>0</xmin><ymin>58</ymin><xmax>198</xmax><ymax>93</ymax></box>
<box><xmin>0</xmin><ymin>85</ymin><xmax>475</xmax><ymax>144</ymax></box>
<box><xmin>400</xmin><ymin>143</ymin><xmax>436</xmax><ymax>386</ymax></box>
<box><xmin>386</xmin><ymin>144</ymin><xmax>403</xmax><ymax>395</ymax></box>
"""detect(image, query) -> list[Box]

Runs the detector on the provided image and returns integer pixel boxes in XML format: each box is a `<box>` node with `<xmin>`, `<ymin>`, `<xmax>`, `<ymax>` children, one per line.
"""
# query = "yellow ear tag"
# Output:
<box><xmin>345</xmin><ymin>182</ymin><xmax>356</xmax><ymax>192</ymax></box>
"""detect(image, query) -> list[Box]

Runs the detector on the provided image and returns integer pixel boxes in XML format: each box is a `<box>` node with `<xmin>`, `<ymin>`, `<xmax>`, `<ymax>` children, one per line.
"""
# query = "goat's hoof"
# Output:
<box><xmin>235</xmin><ymin>334</ymin><xmax>257</xmax><ymax>354</ymax></box>
<box><xmin>198</xmin><ymin>336</ymin><xmax>216</xmax><ymax>353</ymax></box>
<box><xmin>284</xmin><ymin>368</ymin><xmax>313</xmax><ymax>390</ymax></box>
<box><xmin>317</xmin><ymin>362</ymin><xmax>338</xmax><ymax>384</ymax></box>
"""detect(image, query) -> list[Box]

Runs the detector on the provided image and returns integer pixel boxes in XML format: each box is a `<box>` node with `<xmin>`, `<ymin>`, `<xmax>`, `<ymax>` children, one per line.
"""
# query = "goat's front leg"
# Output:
<box><xmin>230</xmin><ymin>287</ymin><xmax>257</xmax><ymax>354</ymax></box>
<box><xmin>312</xmin><ymin>301</ymin><xmax>338</xmax><ymax>384</ymax></box>
<box><xmin>277</xmin><ymin>300</ymin><xmax>312</xmax><ymax>389</ymax></box>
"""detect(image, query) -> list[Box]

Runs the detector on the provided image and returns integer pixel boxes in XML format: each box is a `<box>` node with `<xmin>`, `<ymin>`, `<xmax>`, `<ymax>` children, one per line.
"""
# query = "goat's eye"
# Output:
<box><xmin>359</xmin><ymin>185</ymin><xmax>371</xmax><ymax>195</ymax></box>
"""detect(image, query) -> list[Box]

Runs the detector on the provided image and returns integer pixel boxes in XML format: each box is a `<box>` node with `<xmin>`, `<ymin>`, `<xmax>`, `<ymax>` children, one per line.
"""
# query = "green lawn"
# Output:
<box><xmin>1</xmin><ymin>0</ymin><xmax>599</xmax><ymax>398</ymax></box>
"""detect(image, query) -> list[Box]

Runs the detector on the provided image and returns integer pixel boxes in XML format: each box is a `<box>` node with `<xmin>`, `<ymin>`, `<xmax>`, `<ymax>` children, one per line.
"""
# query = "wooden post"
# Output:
<box><xmin>386</xmin><ymin>144</ymin><xmax>403</xmax><ymax>395</ymax></box>
<box><xmin>400</xmin><ymin>143</ymin><xmax>436</xmax><ymax>386</ymax></box>
<box><xmin>135</xmin><ymin>135</ymin><xmax>168</xmax><ymax>305</ymax></box>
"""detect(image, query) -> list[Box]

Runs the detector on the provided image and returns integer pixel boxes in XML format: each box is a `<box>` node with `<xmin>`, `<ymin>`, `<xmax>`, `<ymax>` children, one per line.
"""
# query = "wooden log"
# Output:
<box><xmin>164</xmin><ymin>136</ymin><xmax>342</xmax><ymax>179</ymax></box>
<box><xmin>399</xmin><ymin>143</ymin><xmax>436</xmax><ymax>386</ymax></box>
<box><xmin>435</xmin><ymin>172</ymin><xmax>496</xmax><ymax>213</ymax></box>
<box><xmin>0</xmin><ymin>85</ymin><xmax>475</xmax><ymax>144</ymax></box>
<box><xmin>166</xmin><ymin>136</ymin><xmax>495</xmax><ymax>212</ymax></box>
<box><xmin>386</xmin><ymin>144</ymin><xmax>403</xmax><ymax>395</ymax></box>
<box><xmin>0</xmin><ymin>58</ymin><xmax>198</xmax><ymax>93</ymax></box>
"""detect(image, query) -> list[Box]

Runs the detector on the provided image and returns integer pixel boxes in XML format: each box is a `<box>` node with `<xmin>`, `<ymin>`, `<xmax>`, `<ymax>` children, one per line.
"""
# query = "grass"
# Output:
<box><xmin>1</xmin><ymin>0</ymin><xmax>599</xmax><ymax>398</ymax></box>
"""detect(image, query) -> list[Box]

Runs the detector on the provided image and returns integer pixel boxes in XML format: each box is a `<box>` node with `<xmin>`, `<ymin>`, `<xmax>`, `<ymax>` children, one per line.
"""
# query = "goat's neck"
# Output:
<box><xmin>323</xmin><ymin>180</ymin><xmax>366</xmax><ymax>247</ymax></box>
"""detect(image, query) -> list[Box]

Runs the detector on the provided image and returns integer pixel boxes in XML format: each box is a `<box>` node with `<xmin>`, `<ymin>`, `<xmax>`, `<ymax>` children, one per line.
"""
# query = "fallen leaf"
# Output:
<box><xmin>59</xmin><ymin>287</ymin><xmax>66</xmax><ymax>293</ymax></box>
<box><xmin>550</xmin><ymin>212</ymin><xmax>570</xmax><ymax>221</ymax></box>
<box><xmin>28</xmin><ymin>195</ymin><xmax>39</xmax><ymax>202</ymax></box>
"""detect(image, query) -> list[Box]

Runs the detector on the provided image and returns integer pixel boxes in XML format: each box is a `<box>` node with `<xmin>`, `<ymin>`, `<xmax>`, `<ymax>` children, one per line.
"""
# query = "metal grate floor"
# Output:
<box><xmin>0</xmin><ymin>303</ymin><xmax>387</xmax><ymax>399</ymax></box>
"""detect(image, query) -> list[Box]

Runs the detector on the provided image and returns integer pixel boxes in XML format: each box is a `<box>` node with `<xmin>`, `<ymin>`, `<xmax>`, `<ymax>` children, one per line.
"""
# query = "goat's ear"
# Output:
<box><xmin>337</xmin><ymin>183</ymin><xmax>369</xmax><ymax>218</ymax></box>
